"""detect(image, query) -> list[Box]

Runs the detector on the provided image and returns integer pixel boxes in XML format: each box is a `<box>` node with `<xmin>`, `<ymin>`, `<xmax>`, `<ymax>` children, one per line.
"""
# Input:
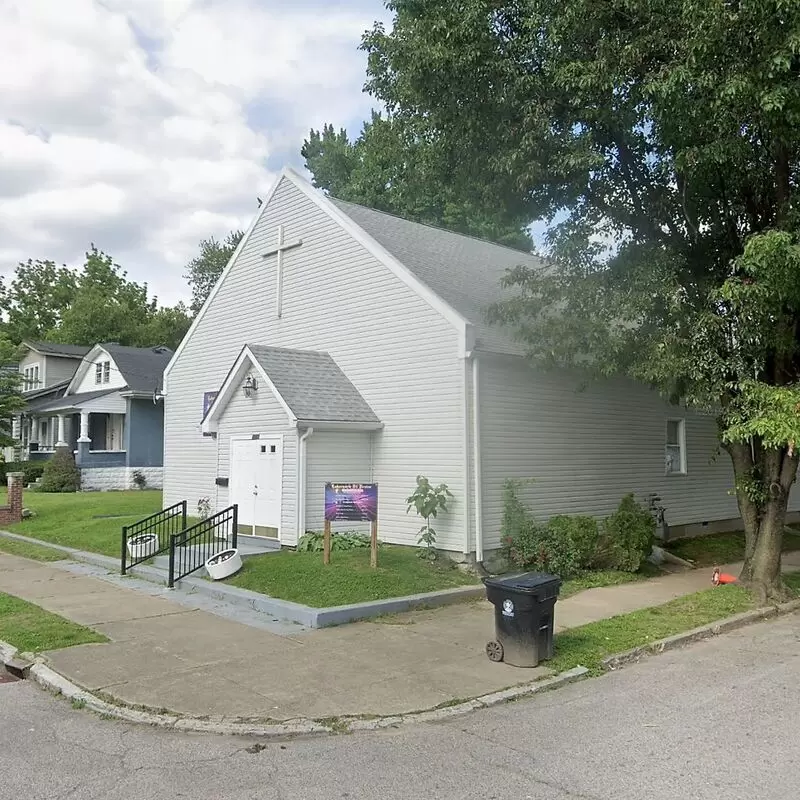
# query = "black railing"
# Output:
<box><xmin>121</xmin><ymin>501</ymin><xmax>187</xmax><ymax>574</ymax></box>
<box><xmin>168</xmin><ymin>505</ymin><xmax>238</xmax><ymax>588</ymax></box>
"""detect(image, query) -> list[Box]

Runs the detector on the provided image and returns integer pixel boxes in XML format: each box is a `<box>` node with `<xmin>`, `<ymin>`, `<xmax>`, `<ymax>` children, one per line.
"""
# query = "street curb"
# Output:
<box><xmin>602</xmin><ymin>598</ymin><xmax>800</xmax><ymax>670</ymax></box>
<box><xmin>0</xmin><ymin>530</ymin><xmax>486</xmax><ymax>627</ymax></box>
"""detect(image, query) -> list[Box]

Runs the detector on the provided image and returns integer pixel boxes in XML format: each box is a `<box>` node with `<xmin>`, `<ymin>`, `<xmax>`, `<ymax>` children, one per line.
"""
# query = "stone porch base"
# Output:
<box><xmin>80</xmin><ymin>467</ymin><xmax>163</xmax><ymax>492</ymax></box>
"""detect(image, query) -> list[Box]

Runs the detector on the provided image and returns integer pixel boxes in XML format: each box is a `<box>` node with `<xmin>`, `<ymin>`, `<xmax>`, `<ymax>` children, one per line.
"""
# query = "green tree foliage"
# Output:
<box><xmin>0</xmin><ymin>335</ymin><xmax>25</xmax><ymax>448</ymax></box>
<box><xmin>0</xmin><ymin>260</ymin><xmax>78</xmax><ymax>343</ymax></box>
<box><xmin>302</xmin><ymin>114</ymin><xmax>533</xmax><ymax>250</ymax></box>
<box><xmin>0</xmin><ymin>247</ymin><xmax>190</xmax><ymax>350</ymax></box>
<box><xmin>363</xmin><ymin>1</ymin><xmax>800</xmax><ymax>600</ymax></box>
<box><xmin>184</xmin><ymin>230</ymin><xmax>243</xmax><ymax>314</ymax></box>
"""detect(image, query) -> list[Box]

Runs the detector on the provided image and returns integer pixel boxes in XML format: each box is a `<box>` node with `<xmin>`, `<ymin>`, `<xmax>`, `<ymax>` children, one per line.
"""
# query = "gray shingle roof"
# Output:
<box><xmin>330</xmin><ymin>198</ymin><xmax>542</xmax><ymax>354</ymax></box>
<box><xmin>24</xmin><ymin>341</ymin><xmax>91</xmax><ymax>358</ymax></box>
<box><xmin>247</xmin><ymin>345</ymin><xmax>381</xmax><ymax>425</ymax></box>
<box><xmin>31</xmin><ymin>388</ymin><xmax>118</xmax><ymax>413</ymax></box>
<box><xmin>102</xmin><ymin>344</ymin><xmax>173</xmax><ymax>393</ymax></box>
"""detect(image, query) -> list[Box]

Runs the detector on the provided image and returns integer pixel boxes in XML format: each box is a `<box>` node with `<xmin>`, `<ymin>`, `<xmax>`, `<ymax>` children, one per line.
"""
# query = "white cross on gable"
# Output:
<box><xmin>262</xmin><ymin>224</ymin><xmax>303</xmax><ymax>318</ymax></box>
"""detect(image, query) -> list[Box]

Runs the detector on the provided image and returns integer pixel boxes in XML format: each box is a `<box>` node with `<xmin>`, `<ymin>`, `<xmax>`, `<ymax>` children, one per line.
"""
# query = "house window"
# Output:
<box><xmin>95</xmin><ymin>361</ymin><xmax>111</xmax><ymax>384</ymax></box>
<box><xmin>103</xmin><ymin>361</ymin><xmax>110</xmax><ymax>383</ymax></box>
<box><xmin>665</xmin><ymin>419</ymin><xmax>687</xmax><ymax>475</ymax></box>
<box><xmin>95</xmin><ymin>363</ymin><xmax>103</xmax><ymax>384</ymax></box>
<box><xmin>23</xmin><ymin>364</ymin><xmax>40</xmax><ymax>391</ymax></box>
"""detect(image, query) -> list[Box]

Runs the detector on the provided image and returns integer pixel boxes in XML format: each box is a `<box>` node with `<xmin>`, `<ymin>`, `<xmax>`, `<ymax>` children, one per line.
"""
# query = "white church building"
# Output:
<box><xmin>162</xmin><ymin>167</ymin><xmax>796</xmax><ymax>561</ymax></box>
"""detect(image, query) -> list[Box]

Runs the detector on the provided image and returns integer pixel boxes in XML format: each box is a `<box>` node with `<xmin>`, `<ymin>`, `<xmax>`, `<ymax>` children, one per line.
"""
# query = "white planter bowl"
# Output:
<box><xmin>205</xmin><ymin>548</ymin><xmax>242</xmax><ymax>580</ymax></box>
<box><xmin>127</xmin><ymin>533</ymin><xmax>158</xmax><ymax>560</ymax></box>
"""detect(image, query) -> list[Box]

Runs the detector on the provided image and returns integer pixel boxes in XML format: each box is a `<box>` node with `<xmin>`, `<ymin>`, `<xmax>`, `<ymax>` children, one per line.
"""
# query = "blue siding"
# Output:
<box><xmin>125</xmin><ymin>398</ymin><xmax>164</xmax><ymax>467</ymax></box>
<box><xmin>80</xmin><ymin>450</ymin><xmax>126</xmax><ymax>468</ymax></box>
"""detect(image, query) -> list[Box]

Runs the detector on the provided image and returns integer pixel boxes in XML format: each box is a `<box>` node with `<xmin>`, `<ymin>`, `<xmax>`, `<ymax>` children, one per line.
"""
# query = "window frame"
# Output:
<box><xmin>23</xmin><ymin>363</ymin><xmax>40</xmax><ymax>391</ymax></box>
<box><xmin>665</xmin><ymin>418</ymin><xmax>687</xmax><ymax>476</ymax></box>
<box><xmin>95</xmin><ymin>363</ymin><xmax>103</xmax><ymax>384</ymax></box>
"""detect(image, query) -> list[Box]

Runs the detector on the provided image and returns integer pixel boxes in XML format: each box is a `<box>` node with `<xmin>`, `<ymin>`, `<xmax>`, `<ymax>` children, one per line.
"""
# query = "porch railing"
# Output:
<box><xmin>168</xmin><ymin>505</ymin><xmax>238</xmax><ymax>588</ymax></box>
<box><xmin>121</xmin><ymin>500</ymin><xmax>187</xmax><ymax>574</ymax></box>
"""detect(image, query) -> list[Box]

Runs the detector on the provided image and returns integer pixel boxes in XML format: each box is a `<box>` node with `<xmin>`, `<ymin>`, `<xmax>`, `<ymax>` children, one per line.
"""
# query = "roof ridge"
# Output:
<box><xmin>330</xmin><ymin>197</ymin><xmax>540</xmax><ymax>259</ymax></box>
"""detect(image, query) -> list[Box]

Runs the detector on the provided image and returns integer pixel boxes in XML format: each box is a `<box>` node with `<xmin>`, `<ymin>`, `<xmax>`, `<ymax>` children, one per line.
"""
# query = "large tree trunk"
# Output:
<box><xmin>726</xmin><ymin>438</ymin><xmax>799</xmax><ymax>602</ymax></box>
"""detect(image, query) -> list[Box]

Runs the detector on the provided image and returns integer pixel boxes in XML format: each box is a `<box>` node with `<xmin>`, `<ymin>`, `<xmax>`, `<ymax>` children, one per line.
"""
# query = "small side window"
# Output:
<box><xmin>95</xmin><ymin>363</ymin><xmax>103</xmax><ymax>384</ymax></box>
<box><xmin>665</xmin><ymin>419</ymin><xmax>687</xmax><ymax>475</ymax></box>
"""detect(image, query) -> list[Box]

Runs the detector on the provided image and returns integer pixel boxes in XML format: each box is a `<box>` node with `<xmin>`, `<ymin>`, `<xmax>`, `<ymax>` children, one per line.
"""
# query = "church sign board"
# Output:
<box><xmin>323</xmin><ymin>483</ymin><xmax>379</xmax><ymax>568</ymax></box>
<box><xmin>324</xmin><ymin>482</ymin><xmax>378</xmax><ymax>522</ymax></box>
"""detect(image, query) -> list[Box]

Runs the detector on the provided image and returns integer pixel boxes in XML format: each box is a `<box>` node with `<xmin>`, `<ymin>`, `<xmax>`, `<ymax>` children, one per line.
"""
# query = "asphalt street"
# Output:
<box><xmin>2</xmin><ymin>614</ymin><xmax>800</xmax><ymax>800</ymax></box>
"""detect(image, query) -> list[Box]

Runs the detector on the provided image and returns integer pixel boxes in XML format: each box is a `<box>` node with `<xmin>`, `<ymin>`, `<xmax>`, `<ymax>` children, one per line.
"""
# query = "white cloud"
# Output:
<box><xmin>0</xmin><ymin>0</ymin><xmax>386</xmax><ymax>305</ymax></box>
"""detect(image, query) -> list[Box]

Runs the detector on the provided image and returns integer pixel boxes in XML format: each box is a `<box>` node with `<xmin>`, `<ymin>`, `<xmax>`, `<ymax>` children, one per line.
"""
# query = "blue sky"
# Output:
<box><xmin>0</xmin><ymin>0</ymin><xmax>547</xmax><ymax>307</ymax></box>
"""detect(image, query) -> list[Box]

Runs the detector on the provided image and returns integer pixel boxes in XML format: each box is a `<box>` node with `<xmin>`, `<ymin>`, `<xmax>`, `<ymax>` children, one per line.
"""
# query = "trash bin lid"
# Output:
<box><xmin>483</xmin><ymin>571</ymin><xmax>561</xmax><ymax>592</ymax></box>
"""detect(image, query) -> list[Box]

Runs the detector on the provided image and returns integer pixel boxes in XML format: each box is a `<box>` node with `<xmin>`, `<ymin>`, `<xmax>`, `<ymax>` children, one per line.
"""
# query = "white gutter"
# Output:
<box><xmin>472</xmin><ymin>355</ymin><xmax>484</xmax><ymax>563</ymax></box>
<box><xmin>297</xmin><ymin>427</ymin><xmax>314</xmax><ymax>540</ymax></box>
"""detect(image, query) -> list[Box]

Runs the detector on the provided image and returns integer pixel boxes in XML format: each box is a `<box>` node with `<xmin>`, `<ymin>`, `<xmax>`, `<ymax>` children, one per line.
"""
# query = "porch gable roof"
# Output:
<box><xmin>29</xmin><ymin>388</ymin><xmax>119</xmax><ymax>414</ymax></box>
<box><xmin>202</xmin><ymin>344</ymin><xmax>382</xmax><ymax>433</ymax></box>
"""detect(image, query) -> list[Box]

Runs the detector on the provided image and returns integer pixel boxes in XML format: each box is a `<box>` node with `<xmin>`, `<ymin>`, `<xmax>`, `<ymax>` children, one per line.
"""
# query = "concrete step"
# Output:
<box><xmin>152</xmin><ymin>536</ymin><xmax>280</xmax><ymax>571</ymax></box>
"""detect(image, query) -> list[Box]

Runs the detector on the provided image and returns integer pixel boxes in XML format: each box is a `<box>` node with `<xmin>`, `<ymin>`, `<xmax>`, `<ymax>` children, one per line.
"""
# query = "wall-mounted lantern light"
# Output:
<box><xmin>242</xmin><ymin>375</ymin><xmax>258</xmax><ymax>398</ymax></box>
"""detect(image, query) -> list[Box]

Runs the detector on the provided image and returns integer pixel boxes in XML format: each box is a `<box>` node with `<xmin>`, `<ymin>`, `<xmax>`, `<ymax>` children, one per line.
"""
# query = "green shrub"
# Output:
<box><xmin>38</xmin><ymin>450</ymin><xmax>81</xmax><ymax>493</ymax></box>
<box><xmin>297</xmin><ymin>531</ymin><xmax>375</xmax><ymax>553</ymax></box>
<box><xmin>0</xmin><ymin>460</ymin><xmax>46</xmax><ymax>487</ymax></box>
<box><xmin>597</xmin><ymin>494</ymin><xmax>655</xmax><ymax>572</ymax></box>
<box><xmin>548</xmin><ymin>514</ymin><xmax>600</xmax><ymax>569</ymax></box>
<box><xmin>502</xmin><ymin>519</ymin><xmax>580</xmax><ymax>578</ymax></box>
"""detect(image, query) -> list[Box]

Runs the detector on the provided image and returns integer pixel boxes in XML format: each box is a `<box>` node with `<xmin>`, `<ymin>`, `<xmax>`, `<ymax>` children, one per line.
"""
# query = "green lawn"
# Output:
<box><xmin>0</xmin><ymin>591</ymin><xmax>108</xmax><ymax>653</ymax></box>
<box><xmin>667</xmin><ymin>529</ymin><xmax>800</xmax><ymax>567</ymax></box>
<box><xmin>559</xmin><ymin>564</ymin><xmax>663</xmax><ymax>599</ymax></box>
<box><xmin>549</xmin><ymin>577</ymin><xmax>800</xmax><ymax>675</ymax></box>
<box><xmin>3</xmin><ymin>490</ymin><xmax>162</xmax><ymax>557</ymax></box>
<box><xmin>0</xmin><ymin>536</ymin><xmax>68</xmax><ymax>562</ymax></box>
<box><xmin>223</xmin><ymin>546</ymin><xmax>480</xmax><ymax>607</ymax></box>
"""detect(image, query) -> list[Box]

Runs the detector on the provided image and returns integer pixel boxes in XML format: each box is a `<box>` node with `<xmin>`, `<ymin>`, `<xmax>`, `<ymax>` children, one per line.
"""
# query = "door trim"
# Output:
<box><xmin>228</xmin><ymin>433</ymin><xmax>284</xmax><ymax>541</ymax></box>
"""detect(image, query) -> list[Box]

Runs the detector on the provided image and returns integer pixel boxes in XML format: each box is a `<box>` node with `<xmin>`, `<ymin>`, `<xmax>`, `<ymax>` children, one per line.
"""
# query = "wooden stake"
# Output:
<box><xmin>370</xmin><ymin>518</ymin><xmax>378</xmax><ymax>568</ymax></box>
<box><xmin>323</xmin><ymin>519</ymin><xmax>331</xmax><ymax>565</ymax></box>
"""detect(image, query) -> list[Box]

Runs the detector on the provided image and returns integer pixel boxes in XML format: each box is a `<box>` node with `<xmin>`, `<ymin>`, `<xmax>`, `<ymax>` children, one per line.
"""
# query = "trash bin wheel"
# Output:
<box><xmin>486</xmin><ymin>640</ymin><xmax>504</xmax><ymax>662</ymax></box>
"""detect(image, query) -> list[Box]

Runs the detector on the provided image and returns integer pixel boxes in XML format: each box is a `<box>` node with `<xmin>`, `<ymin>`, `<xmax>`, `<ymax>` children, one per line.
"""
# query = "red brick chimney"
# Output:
<box><xmin>0</xmin><ymin>472</ymin><xmax>24</xmax><ymax>526</ymax></box>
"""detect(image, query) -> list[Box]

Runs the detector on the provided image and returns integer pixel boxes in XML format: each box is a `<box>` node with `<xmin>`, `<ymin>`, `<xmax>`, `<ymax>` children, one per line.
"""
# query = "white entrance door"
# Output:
<box><xmin>230</xmin><ymin>437</ymin><xmax>282</xmax><ymax>538</ymax></box>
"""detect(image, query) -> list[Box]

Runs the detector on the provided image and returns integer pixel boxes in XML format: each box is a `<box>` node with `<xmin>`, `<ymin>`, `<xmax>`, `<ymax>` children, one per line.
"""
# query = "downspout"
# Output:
<box><xmin>462</xmin><ymin>357</ymin><xmax>471</xmax><ymax>558</ymax></box>
<box><xmin>297</xmin><ymin>427</ymin><xmax>314</xmax><ymax>541</ymax></box>
<box><xmin>472</xmin><ymin>355</ymin><xmax>484</xmax><ymax>567</ymax></box>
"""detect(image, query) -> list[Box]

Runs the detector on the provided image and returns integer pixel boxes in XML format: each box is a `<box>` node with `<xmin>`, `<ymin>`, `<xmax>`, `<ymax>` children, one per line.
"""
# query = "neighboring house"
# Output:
<box><xmin>14</xmin><ymin>342</ymin><xmax>172</xmax><ymax>490</ymax></box>
<box><xmin>11</xmin><ymin>342</ymin><xmax>91</xmax><ymax>461</ymax></box>
<box><xmin>161</xmin><ymin>166</ymin><xmax>800</xmax><ymax>560</ymax></box>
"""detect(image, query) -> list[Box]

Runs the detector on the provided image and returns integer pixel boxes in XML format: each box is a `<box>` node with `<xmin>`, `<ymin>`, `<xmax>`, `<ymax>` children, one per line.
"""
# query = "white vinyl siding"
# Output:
<box><xmin>476</xmin><ymin>356</ymin><xmax>800</xmax><ymax>551</ymax></box>
<box><xmin>75</xmin><ymin>352</ymin><xmax>126</xmax><ymax>393</ymax></box>
<box><xmin>164</xmin><ymin>176</ymin><xmax>466</xmax><ymax>551</ymax></box>
<box><xmin>305</xmin><ymin>432</ymin><xmax>373</xmax><ymax>535</ymax></box>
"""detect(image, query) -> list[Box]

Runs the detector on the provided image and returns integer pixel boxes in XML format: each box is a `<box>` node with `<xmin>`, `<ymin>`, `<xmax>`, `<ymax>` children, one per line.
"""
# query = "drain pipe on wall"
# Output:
<box><xmin>472</xmin><ymin>355</ymin><xmax>485</xmax><ymax>571</ymax></box>
<box><xmin>297</xmin><ymin>427</ymin><xmax>314</xmax><ymax>540</ymax></box>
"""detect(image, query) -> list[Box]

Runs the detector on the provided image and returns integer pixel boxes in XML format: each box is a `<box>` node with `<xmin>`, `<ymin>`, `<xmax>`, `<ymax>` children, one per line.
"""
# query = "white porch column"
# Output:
<box><xmin>32</xmin><ymin>417</ymin><xmax>40</xmax><ymax>443</ymax></box>
<box><xmin>78</xmin><ymin>412</ymin><xmax>91</xmax><ymax>443</ymax></box>
<box><xmin>11</xmin><ymin>415</ymin><xmax>20</xmax><ymax>441</ymax></box>
<box><xmin>56</xmin><ymin>414</ymin><xmax>67</xmax><ymax>448</ymax></box>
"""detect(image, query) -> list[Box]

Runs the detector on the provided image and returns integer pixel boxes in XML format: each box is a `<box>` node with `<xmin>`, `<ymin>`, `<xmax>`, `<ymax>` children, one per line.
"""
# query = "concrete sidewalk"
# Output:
<box><xmin>1</xmin><ymin>552</ymin><xmax>797</xmax><ymax>721</ymax></box>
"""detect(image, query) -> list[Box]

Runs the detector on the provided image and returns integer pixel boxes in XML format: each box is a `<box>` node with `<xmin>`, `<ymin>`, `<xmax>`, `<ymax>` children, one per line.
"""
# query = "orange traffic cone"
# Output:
<box><xmin>712</xmin><ymin>567</ymin><xmax>738</xmax><ymax>586</ymax></box>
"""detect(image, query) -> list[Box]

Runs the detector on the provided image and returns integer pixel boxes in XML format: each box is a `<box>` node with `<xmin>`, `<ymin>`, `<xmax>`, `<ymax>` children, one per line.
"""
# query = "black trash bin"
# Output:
<box><xmin>483</xmin><ymin>572</ymin><xmax>561</xmax><ymax>667</ymax></box>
